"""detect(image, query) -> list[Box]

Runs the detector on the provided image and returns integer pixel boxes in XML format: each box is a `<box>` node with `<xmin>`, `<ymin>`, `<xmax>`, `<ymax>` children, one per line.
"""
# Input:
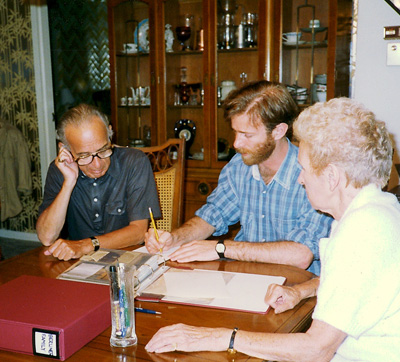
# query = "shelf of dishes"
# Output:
<box><xmin>282</xmin><ymin>41</ymin><xmax>327</xmax><ymax>48</ymax></box>
<box><xmin>119</xmin><ymin>86</ymin><xmax>150</xmax><ymax>107</ymax></box>
<box><xmin>287</xmin><ymin>74</ymin><xmax>327</xmax><ymax>105</ymax></box>
<box><xmin>164</xmin><ymin>47</ymin><xmax>258</xmax><ymax>55</ymax></box>
<box><xmin>282</xmin><ymin>24</ymin><xmax>328</xmax><ymax>47</ymax></box>
<box><xmin>118</xmin><ymin>8</ymin><xmax>259</xmax><ymax>54</ymax></box>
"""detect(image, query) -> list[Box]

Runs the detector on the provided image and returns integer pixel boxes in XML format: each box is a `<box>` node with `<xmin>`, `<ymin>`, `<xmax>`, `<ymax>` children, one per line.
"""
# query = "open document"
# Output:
<box><xmin>57</xmin><ymin>249</ymin><xmax>169</xmax><ymax>293</ymax></box>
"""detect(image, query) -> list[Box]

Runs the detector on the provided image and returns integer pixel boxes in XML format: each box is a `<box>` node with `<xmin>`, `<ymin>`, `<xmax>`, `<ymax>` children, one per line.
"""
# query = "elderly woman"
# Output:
<box><xmin>145</xmin><ymin>98</ymin><xmax>400</xmax><ymax>361</ymax></box>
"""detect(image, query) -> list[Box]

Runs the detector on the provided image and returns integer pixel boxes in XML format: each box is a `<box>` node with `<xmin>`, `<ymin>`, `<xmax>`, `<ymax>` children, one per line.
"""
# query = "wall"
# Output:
<box><xmin>353</xmin><ymin>0</ymin><xmax>400</xmax><ymax>186</ymax></box>
<box><xmin>0</xmin><ymin>1</ymin><xmax>43</xmax><ymax>234</ymax></box>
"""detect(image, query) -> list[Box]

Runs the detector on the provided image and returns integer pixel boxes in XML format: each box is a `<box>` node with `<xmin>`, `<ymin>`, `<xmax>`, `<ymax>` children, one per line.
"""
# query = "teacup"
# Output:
<box><xmin>123</xmin><ymin>43</ymin><xmax>137</xmax><ymax>53</ymax></box>
<box><xmin>282</xmin><ymin>32</ymin><xmax>302</xmax><ymax>43</ymax></box>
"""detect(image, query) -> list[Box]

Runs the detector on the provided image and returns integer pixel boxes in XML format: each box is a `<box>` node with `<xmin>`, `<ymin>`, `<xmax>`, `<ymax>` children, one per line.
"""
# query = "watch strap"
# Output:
<box><xmin>90</xmin><ymin>236</ymin><xmax>100</xmax><ymax>251</ymax></box>
<box><xmin>227</xmin><ymin>327</ymin><xmax>238</xmax><ymax>354</ymax></box>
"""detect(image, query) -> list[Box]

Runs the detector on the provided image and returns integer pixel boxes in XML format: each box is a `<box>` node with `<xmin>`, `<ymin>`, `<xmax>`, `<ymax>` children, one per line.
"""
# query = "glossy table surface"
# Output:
<box><xmin>0</xmin><ymin>246</ymin><xmax>316</xmax><ymax>361</ymax></box>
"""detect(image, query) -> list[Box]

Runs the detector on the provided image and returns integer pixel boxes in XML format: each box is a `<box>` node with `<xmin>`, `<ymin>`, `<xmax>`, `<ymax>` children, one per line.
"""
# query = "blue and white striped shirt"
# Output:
<box><xmin>196</xmin><ymin>140</ymin><xmax>333</xmax><ymax>275</ymax></box>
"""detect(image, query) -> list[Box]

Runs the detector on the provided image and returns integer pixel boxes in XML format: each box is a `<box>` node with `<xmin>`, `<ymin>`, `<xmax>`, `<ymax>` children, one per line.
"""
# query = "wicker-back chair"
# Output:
<box><xmin>135</xmin><ymin>138</ymin><xmax>185</xmax><ymax>232</ymax></box>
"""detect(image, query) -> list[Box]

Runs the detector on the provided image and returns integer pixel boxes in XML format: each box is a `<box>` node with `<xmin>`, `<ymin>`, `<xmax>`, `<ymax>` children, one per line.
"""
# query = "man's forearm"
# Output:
<box><xmin>95</xmin><ymin>220</ymin><xmax>148</xmax><ymax>249</ymax></box>
<box><xmin>36</xmin><ymin>184</ymin><xmax>74</xmax><ymax>246</ymax></box>
<box><xmin>44</xmin><ymin>220</ymin><xmax>149</xmax><ymax>261</ymax></box>
<box><xmin>224</xmin><ymin>240</ymin><xmax>314</xmax><ymax>270</ymax></box>
<box><xmin>171</xmin><ymin>216</ymin><xmax>215</xmax><ymax>246</ymax></box>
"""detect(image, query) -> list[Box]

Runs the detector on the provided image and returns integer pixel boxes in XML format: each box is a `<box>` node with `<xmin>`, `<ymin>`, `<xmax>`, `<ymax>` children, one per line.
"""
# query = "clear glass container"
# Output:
<box><xmin>107</xmin><ymin>263</ymin><xmax>137</xmax><ymax>347</ymax></box>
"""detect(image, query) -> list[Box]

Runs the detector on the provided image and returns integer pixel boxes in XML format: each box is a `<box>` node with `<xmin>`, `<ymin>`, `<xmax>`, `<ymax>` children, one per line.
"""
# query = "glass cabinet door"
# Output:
<box><xmin>164</xmin><ymin>0</ymin><xmax>204</xmax><ymax>163</ymax></box>
<box><xmin>109</xmin><ymin>0</ymin><xmax>151</xmax><ymax>147</ymax></box>
<box><xmin>215</xmin><ymin>0</ymin><xmax>261</xmax><ymax>166</ymax></box>
<box><xmin>280</xmin><ymin>0</ymin><xmax>330</xmax><ymax>106</ymax></box>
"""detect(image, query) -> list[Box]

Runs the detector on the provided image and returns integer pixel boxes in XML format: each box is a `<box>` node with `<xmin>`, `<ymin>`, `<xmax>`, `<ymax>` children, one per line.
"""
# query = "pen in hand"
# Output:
<box><xmin>148</xmin><ymin>207</ymin><xmax>162</xmax><ymax>254</ymax></box>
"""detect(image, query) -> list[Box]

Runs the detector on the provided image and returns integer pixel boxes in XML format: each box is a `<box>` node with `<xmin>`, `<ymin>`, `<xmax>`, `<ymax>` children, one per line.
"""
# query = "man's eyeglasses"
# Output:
<box><xmin>74</xmin><ymin>145</ymin><xmax>114</xmax><ymax>166</ymax></box>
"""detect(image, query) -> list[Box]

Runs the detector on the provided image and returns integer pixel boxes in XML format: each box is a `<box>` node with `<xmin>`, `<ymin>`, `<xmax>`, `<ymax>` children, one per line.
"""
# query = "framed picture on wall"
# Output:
<box><xmin>385</xmin><ymin>0</ymin><xmax>400</xmax><ymax>15</ymax></box>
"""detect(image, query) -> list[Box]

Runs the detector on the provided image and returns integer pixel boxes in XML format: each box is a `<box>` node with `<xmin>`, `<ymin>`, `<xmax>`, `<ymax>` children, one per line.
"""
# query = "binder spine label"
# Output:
<box><xmin>32</xmin><ymin>328</ymin><xmax>60</xmax><ymax>359</ymax></box>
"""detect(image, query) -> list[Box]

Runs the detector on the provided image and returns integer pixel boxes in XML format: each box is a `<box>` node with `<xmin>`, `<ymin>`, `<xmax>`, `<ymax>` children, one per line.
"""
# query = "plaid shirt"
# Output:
<box><xmin>196</xmin><ymin>140</ymin><xmax>333</xmax><ymax>275</ymax></box>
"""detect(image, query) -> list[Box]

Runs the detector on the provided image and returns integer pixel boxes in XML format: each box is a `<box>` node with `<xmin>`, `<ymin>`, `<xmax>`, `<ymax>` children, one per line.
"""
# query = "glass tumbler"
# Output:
<box><xmin>107</xmin><ymin>263</ymin><xmax>137</xmax><ymax>347</ymax></box>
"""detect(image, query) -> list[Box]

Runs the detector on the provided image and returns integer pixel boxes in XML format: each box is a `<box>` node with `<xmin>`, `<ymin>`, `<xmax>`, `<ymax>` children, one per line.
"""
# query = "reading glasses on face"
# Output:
<box><xmin>74</xmin><ymin>145</ymin><xmax>114</xmax><ymax>166</ymax></box>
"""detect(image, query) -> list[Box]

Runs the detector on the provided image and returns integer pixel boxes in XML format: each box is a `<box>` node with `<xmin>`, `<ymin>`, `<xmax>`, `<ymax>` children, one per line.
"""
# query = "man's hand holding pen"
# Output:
<box><xmin>145</xmin><ymin>228</ymin><xmax>175</xmax><ymax>254</ymax></box>
<box><xmin>147</xmin><ymin>207</ymin><xmax>177</xmax><ymax>255</ymax></box>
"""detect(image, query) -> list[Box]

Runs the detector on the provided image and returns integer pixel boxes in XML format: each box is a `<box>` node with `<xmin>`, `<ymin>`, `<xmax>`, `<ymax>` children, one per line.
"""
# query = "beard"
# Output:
<box><xmin>236</xmin><ymin>136</ymin><xmax>276</xmax><ymax>166</ymax></box>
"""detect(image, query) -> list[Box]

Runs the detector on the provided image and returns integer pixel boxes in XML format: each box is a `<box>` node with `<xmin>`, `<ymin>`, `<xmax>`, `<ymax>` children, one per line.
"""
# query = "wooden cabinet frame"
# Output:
<box><xmin>108</xmin><ymin>0</ymin><xmax>352</xmax><ymax>220</ymax></box>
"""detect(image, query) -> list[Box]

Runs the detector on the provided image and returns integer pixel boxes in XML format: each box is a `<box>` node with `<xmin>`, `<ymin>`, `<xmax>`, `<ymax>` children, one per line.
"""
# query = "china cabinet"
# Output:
<box><xmin>107</xmin><ymin>0</ymin><xmax>352</xmax><ymax>221</ymax></box>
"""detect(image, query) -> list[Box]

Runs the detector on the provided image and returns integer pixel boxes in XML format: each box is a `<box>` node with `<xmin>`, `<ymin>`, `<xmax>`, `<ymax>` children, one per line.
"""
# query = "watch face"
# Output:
<box><xmin>216</xmin><ymin>243</ymin><xmax>225</xmax><ymax>253</ymax></box>
<box><xmin>91</xmin><ymin>237</ymin><xmax>100</xmax><ymax>249</ymax></box>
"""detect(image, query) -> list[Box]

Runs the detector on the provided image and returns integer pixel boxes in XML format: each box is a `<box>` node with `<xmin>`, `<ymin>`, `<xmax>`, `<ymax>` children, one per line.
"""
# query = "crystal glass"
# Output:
<box><xmin>176</xmin><ymin>14</ymin><xmax>194</xmax><ymax>51</ymax></box>
<box><xmin>175</xmin><ymin>26</ymin><xmax>191</xmax><ymax>51</ymax></box>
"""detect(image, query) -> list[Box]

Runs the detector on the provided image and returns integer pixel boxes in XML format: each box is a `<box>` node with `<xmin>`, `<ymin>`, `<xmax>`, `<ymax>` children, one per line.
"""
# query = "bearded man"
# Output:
<box><xmin>145</xmin><ymin>81</ymin><xmax>332</xmax><ymax>275</ymax></box>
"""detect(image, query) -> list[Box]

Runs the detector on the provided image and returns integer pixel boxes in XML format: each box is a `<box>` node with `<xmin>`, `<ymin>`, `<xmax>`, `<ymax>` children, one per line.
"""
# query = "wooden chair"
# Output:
<box><xmin>136</xmin><ymin>138</ymin><xmax>185</xmax><ymax>232</ymax></box>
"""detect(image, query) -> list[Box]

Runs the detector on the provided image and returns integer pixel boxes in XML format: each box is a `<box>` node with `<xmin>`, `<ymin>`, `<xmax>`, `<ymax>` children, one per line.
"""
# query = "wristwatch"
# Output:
<box><xmin>215</xmin><ymin>240</ymin><xmax>226</xmax><ymax>259</ymax></box>
<box><xmin>90</xmin><ymin>236</ymin><xmax>100</xmax><ymax>252</ymax></box>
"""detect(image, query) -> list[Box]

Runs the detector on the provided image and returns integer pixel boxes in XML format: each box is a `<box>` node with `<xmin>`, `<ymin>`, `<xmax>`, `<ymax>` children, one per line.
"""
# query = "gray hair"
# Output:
<box><xmin>293</xmin><ymin>98</ymin><xmax>393</xmax><ymax>188</ymax></box>
<box><xmin>56</xmin><ymin>104</ymin><xmax>113</xmax><ymax>146</ymax></box>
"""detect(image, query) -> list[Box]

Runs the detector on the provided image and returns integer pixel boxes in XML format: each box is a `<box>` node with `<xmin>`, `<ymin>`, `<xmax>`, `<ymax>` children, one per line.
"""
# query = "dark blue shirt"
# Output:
<box><xmin>39</xmin><ymin>147</ymin><xmax>161</xmax><ymax>240</ymax></box>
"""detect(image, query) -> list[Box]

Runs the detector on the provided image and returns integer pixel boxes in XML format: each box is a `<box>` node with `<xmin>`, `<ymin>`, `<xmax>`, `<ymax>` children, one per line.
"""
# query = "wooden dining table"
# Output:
<box><xmin>0</xmin><ymin>246</ymin><xmax>317</xmax><ymax>362</ymax></box>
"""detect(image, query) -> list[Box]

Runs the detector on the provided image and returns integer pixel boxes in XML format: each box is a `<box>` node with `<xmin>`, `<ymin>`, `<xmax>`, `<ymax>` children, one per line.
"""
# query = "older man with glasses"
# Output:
<box><xmin>36</xmin><ymin>104</ymin><xmax>160</xmax><ymax>261</ymax></box>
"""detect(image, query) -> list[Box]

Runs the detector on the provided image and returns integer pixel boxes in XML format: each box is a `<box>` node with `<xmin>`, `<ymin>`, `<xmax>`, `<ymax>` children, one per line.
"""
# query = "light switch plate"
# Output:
<box><xmin>387</xmin><ymin>42</ymin><xmax>400</xmax><ymax>65</ymax></box>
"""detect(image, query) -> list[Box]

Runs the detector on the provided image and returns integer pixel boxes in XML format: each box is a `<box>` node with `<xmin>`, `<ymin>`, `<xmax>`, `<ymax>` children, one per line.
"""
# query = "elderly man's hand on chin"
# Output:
<box><xmin>44</xmin><ymin>238</ymin><xmax>93</xmax><ymax>261</ymax></box>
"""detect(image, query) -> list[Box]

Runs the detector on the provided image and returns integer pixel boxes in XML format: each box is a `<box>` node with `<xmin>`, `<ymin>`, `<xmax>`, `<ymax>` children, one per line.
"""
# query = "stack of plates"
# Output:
<box><xmin>287</xmin><ymin>85</ymin><xmax>308</xmax><ymax>104</ymax></box>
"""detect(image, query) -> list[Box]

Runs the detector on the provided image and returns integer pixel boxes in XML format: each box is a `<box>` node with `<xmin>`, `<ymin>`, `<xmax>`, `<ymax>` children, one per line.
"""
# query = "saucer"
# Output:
<box><xmin>300</xmin><ymin>27</ymin><xmax>328</xmax><ymax>33</ymax></box>
<box><xmin>283</xmin><ymin>40</ymin><xmax>306</xmax><ymax>46</ymax></box>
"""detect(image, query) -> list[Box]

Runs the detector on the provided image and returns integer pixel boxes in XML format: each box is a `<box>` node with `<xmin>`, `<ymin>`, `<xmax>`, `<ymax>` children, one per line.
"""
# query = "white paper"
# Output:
<box><xmin>134</xmin><ymin>245</ymin><xmax>180</xmax><ymax>261</ymax></box>
<box><xmin>209</xmin><ymin>273</ymin><xmax>282</xmax><ymax>312</ymax></box>
<box><xmin>62</xmin><ymin>262</ymin><xmax>104</xmax><ymax>279</ymax></box>
<box><xmin>164</xmin><ymin>270</ymin><xmax>229</xmax><ymax>299</ymax></box>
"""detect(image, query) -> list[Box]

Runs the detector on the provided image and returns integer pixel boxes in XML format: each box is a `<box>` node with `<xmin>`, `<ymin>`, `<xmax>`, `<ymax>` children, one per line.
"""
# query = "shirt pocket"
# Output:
<box><xmin>105</xmin><ymin>200</ymin><xmax>126</xmax><ymax>216</ymax></box>
<box><xmin>272</xmin><ymin>217</ymin><xmax>297</xmax><ymax>238</ymax></box>
<box><xmin>238</xmin><ymin>211</ymin><xmax>256</xmax><ymax>240</ymax></box>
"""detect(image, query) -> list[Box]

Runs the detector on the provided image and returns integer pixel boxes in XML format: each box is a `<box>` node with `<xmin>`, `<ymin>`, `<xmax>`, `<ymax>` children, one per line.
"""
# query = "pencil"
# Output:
<box><xmin>148</xmin><ymin>207</ymin><xmax>162</xmax><ymax>253</ymax></box>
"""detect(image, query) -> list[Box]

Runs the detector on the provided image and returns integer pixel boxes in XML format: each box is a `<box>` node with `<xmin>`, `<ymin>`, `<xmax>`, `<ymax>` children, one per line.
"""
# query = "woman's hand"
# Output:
<box><xmin>145</xmin><ymin>323</ymin><xmax>230</xmax><ymax>353</ymax></box>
